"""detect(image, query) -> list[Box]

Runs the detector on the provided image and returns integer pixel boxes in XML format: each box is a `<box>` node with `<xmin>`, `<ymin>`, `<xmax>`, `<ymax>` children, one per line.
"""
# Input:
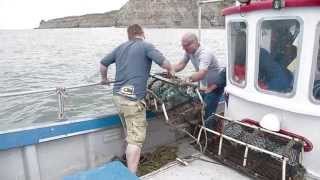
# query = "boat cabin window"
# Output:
<box><xmin>312</xmin><ymin>24</ymin><xmax>320</xmax><ymax>101</ymax></box>
<box><xmin>228</xmin><ymin>21</ymin><xmax>247</xmax><ymax>87</ymax></box>
<box><xmin>257</xmin><ymin>19</ymin><xmax>301</xmax><ymax>94</ymax></box>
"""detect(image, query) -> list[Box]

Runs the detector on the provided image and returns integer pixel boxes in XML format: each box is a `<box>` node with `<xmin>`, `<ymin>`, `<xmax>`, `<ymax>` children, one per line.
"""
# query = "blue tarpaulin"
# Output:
<box><xmin>64</xmin><ymin>161</ymin><xmax>139</xmax><ymax>180</ymax></box>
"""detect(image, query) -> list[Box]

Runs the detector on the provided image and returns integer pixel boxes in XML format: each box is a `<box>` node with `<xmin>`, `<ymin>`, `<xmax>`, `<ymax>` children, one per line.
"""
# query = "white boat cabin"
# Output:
<box><xmin>223</xmin><ymin>0</ymin><xmax>320</xmax><ymax>177</ymax></box>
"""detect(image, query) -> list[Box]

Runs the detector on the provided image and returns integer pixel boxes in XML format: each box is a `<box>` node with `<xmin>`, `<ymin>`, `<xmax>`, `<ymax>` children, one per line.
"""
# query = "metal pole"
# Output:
<box><xmin>195</xmin><ymin>89</ymin><xmax>204</xmax><ymax>104</ymax></box>
<box><xmin>198</xmin><ymin>1</ymin><xmax>202</xmax><ymax>42</ymax></box>
<box><xmin>162</xmin><ymin>103</ymin><xmax>169</xmax><ymax>122</ymax></box>
<box><xmin>153</xmin><ymin>99</ymin><xmax>158</xmax><ymax>111</ymax></box>
<box><xmin>299</xmin><ymin>139</ymin><xmax>304</xmax><ymax>164</ymax></box>
<box><xmin>282</xmin><ymin>158</ymin><xmax>287</xmax><ymax>180</ymax></box>
<box><xmin>199</xmin><ymin>0</ymin><xmax>224</xmax><ymax>4</ymax></box>
<box><xmin>218</xmin><ymin>135</ymin><xmax>223</xmax><ymax>155</ymax></box>
<box><xmin>243</xmin><ymin>146</ymin><xmax>249</xmax><ymax>167</ymax></box>
<box><xmin>197</xmin><ymin>0</ymin><xmax>223</xmax><ymax>42</ymax></box>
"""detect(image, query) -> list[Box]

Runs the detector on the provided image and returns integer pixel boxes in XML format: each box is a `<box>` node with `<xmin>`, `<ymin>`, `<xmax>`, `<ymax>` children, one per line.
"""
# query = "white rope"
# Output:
<box><xmin>195</xmin><ymin>88</ymin><xmax>208</xmax><ymax>153</ymax></box>
<box><xmin>56</xmin><ymin>87</ymin><xmax>66</xmax><ymax>120</ymax></box>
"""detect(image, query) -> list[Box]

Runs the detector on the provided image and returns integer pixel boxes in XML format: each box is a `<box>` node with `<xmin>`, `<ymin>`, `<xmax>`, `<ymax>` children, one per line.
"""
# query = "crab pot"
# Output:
<box><xmin>146</xmin><ymin>74</ymin><xmax>202</xmax><ymax>126</ymax></box>
<box><xmin>207</xmin><ymin>118</ymin><xmax>305</xmax><ymax>180</ymax></box>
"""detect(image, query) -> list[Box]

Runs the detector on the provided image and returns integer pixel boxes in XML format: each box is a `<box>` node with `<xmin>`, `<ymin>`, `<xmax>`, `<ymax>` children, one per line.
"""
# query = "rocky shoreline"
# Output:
<box><xmin>38</xmin><ymin>0</ymin><xmax>233</xmax><ymax>29</ymax></box>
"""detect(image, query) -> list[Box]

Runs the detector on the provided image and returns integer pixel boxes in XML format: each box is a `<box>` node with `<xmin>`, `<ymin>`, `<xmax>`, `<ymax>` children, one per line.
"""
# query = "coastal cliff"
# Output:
<box><xmin>38</xmin><ymin>0</ymin><xmax>233</xmax><ymax>29</ymax></box>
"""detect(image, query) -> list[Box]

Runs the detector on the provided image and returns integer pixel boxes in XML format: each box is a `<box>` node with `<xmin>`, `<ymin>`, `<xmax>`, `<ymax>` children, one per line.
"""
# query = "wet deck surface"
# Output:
<box><xmin>141</xmin><ymin>158</ymin><xmax>251</xmax><ymax>180</ymax></box>
<box><xmin>141</xmin><ymin>140</ymin><xmax>251</xmax><ymax>180</ymax></box>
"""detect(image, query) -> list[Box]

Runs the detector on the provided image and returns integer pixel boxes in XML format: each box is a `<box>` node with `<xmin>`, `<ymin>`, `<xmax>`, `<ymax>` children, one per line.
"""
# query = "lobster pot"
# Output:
<box><xmin>145</xmin><ymin>74</ymin><xmax>202</xmax><ymax>126</ymax></box>
<box><xmin>208</xmin><ymin>118</ymin><xmax>305</xmax><ymax>180</ymax></box>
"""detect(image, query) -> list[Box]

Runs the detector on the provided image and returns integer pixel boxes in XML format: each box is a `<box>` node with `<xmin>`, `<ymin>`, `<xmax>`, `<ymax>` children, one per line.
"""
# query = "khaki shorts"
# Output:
<box><xmin>112</xmin><ymin>95</ymin><xmax>147</xmax><ymax>148</ymax></box>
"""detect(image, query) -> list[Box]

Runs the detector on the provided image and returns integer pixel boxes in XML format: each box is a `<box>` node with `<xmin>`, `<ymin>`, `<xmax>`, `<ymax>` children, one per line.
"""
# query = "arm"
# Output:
<box><xmin>173</xmin><ymin>60</ymin><xmax>188</xmax><ymax>72</ymax></box>
<box><xmin>100</xmin><ymin>49</ymin><xmax>116</xmax><ymax>84</ymax></box>
<box><xmin>190</xmin><ymin>68</ymin><xmax>219</xmax><ymax>93</ymax></box>
<box><xmin>100</xmin><ymin>63</ymin><xmax>109</xmax><ymax>84</ymax></box>
<box><xmin>145</xmin><ymin>43</ymin><xmax>174</xmax><ymax>75</ymax></box>
<box><xmin>189</xmin><ymin>49</ymin><xmax>210</xmax><ymax>82</ymax></box>
<box><xmin>174</xmin><ymin>53</ymin><xmax>189</xmax><ymax>73</ymax></box>
<box><xmin>189</xmin><ymin>49</ymin><xmax>220</xmax><ymax>92</ymax></box>
<box><xmin>161</xmin><ymin>60</ymin><xmax>174</xmax><ymax>74</ymax></box>
<box><xmin>189</xmin><ymin>69</ymin><xmax>208</xmax><ymax>82</ymax></box>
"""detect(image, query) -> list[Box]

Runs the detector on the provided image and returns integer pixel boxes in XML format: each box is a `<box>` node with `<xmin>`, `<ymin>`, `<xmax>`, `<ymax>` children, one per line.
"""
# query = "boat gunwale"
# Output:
<box><xmin>0</xmin><ymin>112</ymin><xmax>156</xmax><ymax>150</ymax></box>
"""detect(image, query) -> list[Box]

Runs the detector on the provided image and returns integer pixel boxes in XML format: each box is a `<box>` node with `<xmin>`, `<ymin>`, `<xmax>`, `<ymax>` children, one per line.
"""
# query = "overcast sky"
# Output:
<box><xmin>0</xmin><ymin>0</ymin><xmax>129</xmax><ymax>29</ymax></box>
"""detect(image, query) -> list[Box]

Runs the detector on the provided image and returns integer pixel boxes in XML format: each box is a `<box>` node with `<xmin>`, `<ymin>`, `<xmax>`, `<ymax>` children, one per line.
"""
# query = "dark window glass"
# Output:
<box><xmin>257</xmin><ymin>19</ymin><xmax>300</xmax><ymax>94</ymax></box>
<box><xmin>313</xmin><ymin>26</ymin><xmax>320</xmax><ymax>100</ymax></box>
<box><xmin>229</xmin><ymin>22</ymin><xmax>247</xmax><ymax>87</ymax></box>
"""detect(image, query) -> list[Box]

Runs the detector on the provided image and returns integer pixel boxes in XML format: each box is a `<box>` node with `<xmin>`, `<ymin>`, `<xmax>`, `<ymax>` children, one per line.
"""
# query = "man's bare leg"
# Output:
<box><xmin>126</xmin><ymin>143</ymin><xmax>141</xmax><ymax>174</ymax></box>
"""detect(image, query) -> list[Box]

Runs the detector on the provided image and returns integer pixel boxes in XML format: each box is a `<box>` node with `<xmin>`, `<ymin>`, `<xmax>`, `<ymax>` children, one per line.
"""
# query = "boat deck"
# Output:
<box><xmin>141</xmin><ymin>140</ymin><xmax>251</xmax><ymax>180</ymax></box>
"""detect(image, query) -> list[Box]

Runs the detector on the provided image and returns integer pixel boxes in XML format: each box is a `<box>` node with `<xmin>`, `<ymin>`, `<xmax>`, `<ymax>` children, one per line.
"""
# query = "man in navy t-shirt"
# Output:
<box><xmin>100</xmin><ymin>24</ymin><xmax>173</xmax><ymax>174</ymax></box>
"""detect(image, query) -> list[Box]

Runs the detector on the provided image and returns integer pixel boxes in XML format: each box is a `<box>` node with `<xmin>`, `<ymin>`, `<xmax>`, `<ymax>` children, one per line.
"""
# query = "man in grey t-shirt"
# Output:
<box><xmin>100</xmin><ymin>24</ymin><xmax>173</xmax><ymax>174</ymax></box>
<box><xmin>173</xmin><ymin>33</ymin><xmax>226</xmax><ymax>130</ymax></box>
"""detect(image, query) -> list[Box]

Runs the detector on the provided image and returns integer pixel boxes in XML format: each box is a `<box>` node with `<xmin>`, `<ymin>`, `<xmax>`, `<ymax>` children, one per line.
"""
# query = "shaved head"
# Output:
<box><xmin>181</xmin><ymin>33</ymin><xmax>200</xmax><ymax>54</ymax></box>
<box><xmin>182</xmin><ymin>33</ymin><xmax>199</xmax><ymax>44</ymax></box>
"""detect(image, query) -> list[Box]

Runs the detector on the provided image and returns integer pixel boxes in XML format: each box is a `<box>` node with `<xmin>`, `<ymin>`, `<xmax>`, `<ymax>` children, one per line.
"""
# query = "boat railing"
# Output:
<box><xmin>0</xmin><ymin>73</ymin><xmax>190</xmax><ymax>121</ymax></box>
<box><xmin>0</xmin><ymin>82</ymin><xmax>105</xmax><ymax>120</ymax></box>
<box><xmin>0</xmin><ymin>72</ymin><xmax>195</xmax><ymax>122</ymax></box>
<box><xmin>0</xmin><ymin>82</ymin><xmax>101</xmax><ymax>99</ymax></box>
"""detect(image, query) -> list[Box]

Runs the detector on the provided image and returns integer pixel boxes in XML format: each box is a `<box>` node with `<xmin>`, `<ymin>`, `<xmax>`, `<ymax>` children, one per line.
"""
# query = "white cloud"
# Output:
<box><xmin>0</xmin><ymin>0</ymin><xmax>129</xmax><ymax>29</ymax></box>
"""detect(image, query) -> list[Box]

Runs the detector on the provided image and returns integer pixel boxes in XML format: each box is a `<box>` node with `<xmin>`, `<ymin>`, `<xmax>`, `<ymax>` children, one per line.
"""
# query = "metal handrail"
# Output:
<box><xmin>0</xmin><ymin>82</ymin><xmax>110</xmax><ymax>120</ymax></box>
<box><xmin>0</xmin><ymin>82</ymin><xmax>101</xmax><ymax>98</ymax></box>
<box><xmin>198</xmin><ymin>0</ymin><xmax>223</xmax><ymax>4</ymax></box>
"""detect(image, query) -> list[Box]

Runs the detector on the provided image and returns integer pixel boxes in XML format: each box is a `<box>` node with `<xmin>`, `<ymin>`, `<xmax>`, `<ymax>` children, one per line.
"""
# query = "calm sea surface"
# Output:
<box><xmin>0</xmin><ymin>27</ymin><xmax>226</xmax><ymax>131</ymax></box>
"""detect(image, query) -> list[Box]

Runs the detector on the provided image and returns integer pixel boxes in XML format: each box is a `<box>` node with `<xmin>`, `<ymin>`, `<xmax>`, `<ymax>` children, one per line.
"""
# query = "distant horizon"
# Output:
<box><xmin>0</xmin><ymin>0</ymin><xmax>129</xmax><ymax>29</ymax></box>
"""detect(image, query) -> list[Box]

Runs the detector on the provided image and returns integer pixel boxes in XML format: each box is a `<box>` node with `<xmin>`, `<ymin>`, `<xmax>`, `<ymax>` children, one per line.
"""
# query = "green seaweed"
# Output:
<box><xmin>137</xmin><ymin>146</ymin><xmax>178</xmax><ymax>176</ymax></box>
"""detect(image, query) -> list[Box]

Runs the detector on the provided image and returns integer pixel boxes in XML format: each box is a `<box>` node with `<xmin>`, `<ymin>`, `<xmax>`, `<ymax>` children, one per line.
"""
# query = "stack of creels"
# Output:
<box><xmin>212</xmin><ymin>121</ymin><xmax>306</xmax><ymax>180</ymax></box>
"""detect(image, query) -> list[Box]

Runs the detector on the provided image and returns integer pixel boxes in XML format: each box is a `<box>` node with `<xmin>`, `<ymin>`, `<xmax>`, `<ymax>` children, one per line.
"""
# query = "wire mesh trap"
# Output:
<box><xmin>202</xmin><ymin>114</ymin><xmax>305</xmax><ymax>180</ymax></box>
<box><xmin>146</xmin><ymin>73</ymin><xmax>202</xmax><ymax>127</ymax></box>
<box><xmin>145</xmin><ymin>73</ymin><xmax>305</xmax><ymax>180</ymax></box>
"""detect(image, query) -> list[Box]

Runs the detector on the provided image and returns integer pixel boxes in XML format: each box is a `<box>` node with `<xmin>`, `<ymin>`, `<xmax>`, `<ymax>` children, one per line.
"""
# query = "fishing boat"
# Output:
<box><xmin>223</xmin><ymin>0</ymin><xmax>320</xmax><ymax>179</ymax></box>
<box><xmin>0</xmin><ymin>0</ymin><xmax>320</xmax><ymax>180</ymax></box>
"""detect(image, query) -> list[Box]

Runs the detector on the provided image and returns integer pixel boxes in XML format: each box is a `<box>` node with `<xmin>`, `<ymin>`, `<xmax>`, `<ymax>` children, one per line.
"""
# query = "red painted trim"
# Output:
<box><xmin>241</xmin><ymin>119</ymin><xmax>313</xmax><ymax>152</ymax></box>
<box><xmin>223</xmin><ymin>0</ymin><xmax>320</xmax><ymax>16</ymax></box>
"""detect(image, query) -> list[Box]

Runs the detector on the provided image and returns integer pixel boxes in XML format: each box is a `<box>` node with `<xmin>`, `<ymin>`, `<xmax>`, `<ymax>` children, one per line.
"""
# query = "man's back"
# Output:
<box><xmin>101</xmin><ymin>39</ymin><xmax>165</xmax><ymax>100</ymax></box>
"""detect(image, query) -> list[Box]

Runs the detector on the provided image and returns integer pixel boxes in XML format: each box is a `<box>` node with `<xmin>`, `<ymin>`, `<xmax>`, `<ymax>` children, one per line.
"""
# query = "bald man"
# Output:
<box><xmin>173</xmin><ymin>33</ymin><xmax>226</xmax><ymax>130</ymax></box>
